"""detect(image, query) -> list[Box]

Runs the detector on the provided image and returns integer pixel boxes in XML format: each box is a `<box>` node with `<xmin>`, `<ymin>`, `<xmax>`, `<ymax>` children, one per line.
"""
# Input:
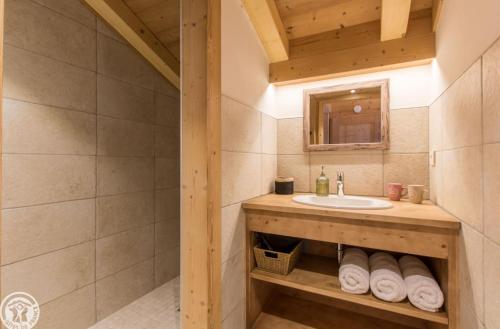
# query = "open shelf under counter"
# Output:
<box><xmin>244</xmin><ymin>193</ymin><xmax>460</xmax><ymax>329</ymax></box>
<box><xmin>250</xmin><ymin>254</ymin><xmax>448</xmax><ymax>325</ymax></box>
<box><xmin>253</xmin><ymin>294</ymin><xmax>417</xmax><ymax>329</ymax></box>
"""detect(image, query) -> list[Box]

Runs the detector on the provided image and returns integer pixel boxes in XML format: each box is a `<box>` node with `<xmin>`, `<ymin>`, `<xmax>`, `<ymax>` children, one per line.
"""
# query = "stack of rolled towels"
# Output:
<box><xmin>339</xmin><ymin>248</ymin><xmax>444</xmax><ymax>312</ymax></box>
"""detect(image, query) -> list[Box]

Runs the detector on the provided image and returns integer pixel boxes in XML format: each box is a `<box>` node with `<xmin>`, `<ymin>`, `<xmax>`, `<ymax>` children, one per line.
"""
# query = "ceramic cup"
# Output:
<box><xmin>408</xmin><ymin>185</ymin><xmax>427</xmax><ymax>204</ymax></box>
<box><xmin>387</xmin><ymin>183</ymin><xmax>407</xmax><ymax>201</ymax></box>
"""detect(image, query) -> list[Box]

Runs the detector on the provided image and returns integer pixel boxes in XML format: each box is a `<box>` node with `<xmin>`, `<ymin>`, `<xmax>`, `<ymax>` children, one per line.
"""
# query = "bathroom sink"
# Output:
<box><xmin>292</xmin><ymin>194</ymin><xmax>393</xmax><ymax>210</ymax></box>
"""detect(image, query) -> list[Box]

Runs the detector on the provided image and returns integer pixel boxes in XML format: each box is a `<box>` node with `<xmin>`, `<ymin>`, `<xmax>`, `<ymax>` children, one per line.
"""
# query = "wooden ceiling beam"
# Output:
<box><xmin>83</xmin><ymin>0</ymin><xmax>180</xmax><ymax>89</ymax></box>
<box><xmin>270</xmin><ymin>10</ymin><xmax>436</xmax><ymax>84</ymax></box>
<box><xmin>381</xmin><ymin>0</ymin><xmax>412</xmax><ymax>41</ymax></box>
<box><xmin>432</xmin><ymin>0</ymin><xmax>444</xmax><ymax>32</ymax></box>
<box><xmin>242</xmin><ymin>0</ymin><xmax>289</xmax><ymax>62</ymax></box>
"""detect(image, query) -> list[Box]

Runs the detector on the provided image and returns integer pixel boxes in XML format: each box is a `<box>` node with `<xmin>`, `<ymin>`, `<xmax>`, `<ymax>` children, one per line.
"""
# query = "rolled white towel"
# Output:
<box><xmin>339</xmin><ymin>248</ymin><xmax>370</xmax><ymax>294</ymax></box>
<box><xmin>399</xmin><ymin>255</ymin><xmax>444</xmax><ymax>312</ymax></box>
<box><xmin>369</xmin><ymin>252</ymin><xmax>407</xmax><ymax>302</ymax></box>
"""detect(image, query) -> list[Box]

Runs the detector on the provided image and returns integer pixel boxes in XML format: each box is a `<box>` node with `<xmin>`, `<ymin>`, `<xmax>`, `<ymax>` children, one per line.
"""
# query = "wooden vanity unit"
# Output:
<box><xmin>242</xmin><ymin>194</ymin><xmax>461</xmax><ymax>329</ymax></box>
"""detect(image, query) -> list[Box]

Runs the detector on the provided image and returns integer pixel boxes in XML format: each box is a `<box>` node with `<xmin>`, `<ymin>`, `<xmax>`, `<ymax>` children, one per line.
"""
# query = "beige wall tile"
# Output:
<box><xmin>221</xmin><ymin>251</ymin><xmax>245</xmax><ymax>320</ymax></box>
<box><xmin>484</xmin><ymin>143</ymin><xmax>500</xmax><ymax>245</ymax></box>
<box><xmin>155</xmin><ymin>246</ymin><xmax>180</xmax><ymax>287</ymax></box>
<box><xmin>459</xmin><ymin>225</ymin><xmax>484</xmax><ymax>322</ymax></box>
<box><xmin>155</xmin><ymin>93</ymin><xmax>180</xmax><ymax>127</ymax></box>
<box><xmin>3</xmin><ymin>99</ymin><xmax>96</xmax><ymax>155</ymax></box>
<box><xmin>222</xmin><ymin>151</ymin><xmax>262</xmax><ymax>206</ymax></box>
<box><xmin>155</xmin><ymin>218</ymin><xmax>180</xmax><ymax>255</ymax></box>
<box><xmin>262</xmin><ymin>113</ymin><xmax>277</xmax><ymax>154</ymax></box>
<box><xmin>483</xmin><ymin>37</ymin><xmax>500</xmax><ymax>144</ymax></box>
<box><xmin>97</xmin><ymin>156</ymin><xmax>154</xmax><ymax>196</ymax></box>
<box><xmin>5</xmin><ymin>0</ymin><xmax>96</xmax><ymax>70</ymax></box>
<box><xmin>310</xmin><ymin>153</ymin><xmax>384</xmax><ymax>196</ymax></box>
<box><xmin>4</xmin><ymin>45</ymin><xmax>96</xmax><ymax>113</ymax></box>
<box><xmin>97</xmin><ymin>116</ymin><xmax>154</xmax><ymax>157</ymax></box>
<box><xmin>430</xmin><ymin>151</ymin><xmax>443</xmax><ymax>204</ymax></box>
<box><xmin>442</xmin><ymin>147</ymin><xmax>483</xmax><ymax>231</ymax></box>
<box><xmin>155</xmin><ymin>158</ymin><xmax>180</xmax><ymax>189</ymax></box>
<box><xmin>2</xmin><ymin>154</ymin><xmax>96</xmax><ymax>208</ymax></box>
<box><xmin>155</xmin><ymin>126</ymin><xmax>179</xmax><ymax>158</ymax></box>
<box><xmin>484</xmin><ymin>238</ymin><xmax>500</xmax><ymax>329</ymax></box>
<box><xmin>221</xmin><ymin>203</ymin><xmax>245</xmax><ymax>264</ymax></box>
<box><xmin>97</xmin><ymin>34</ymin><xmax>155</xmax><ymax>89</ymax></box>
<box><xmin>2</xmin><ymin>199</ymin><xmax>95</xmax><ymax>265</ymax></box>
<box><xmin>222</xmin><ymin>298</ymin><xmax>245</xmax><ymax>329</ymax></box>
<box><xmin>277</xmin><ymin>154</ymin><xmax>310</xmax><ymax>192</ymax></box>
<box><xmin>460</xmin><ymin>303</ymin><xmax>485</xmax><ymax>329</ymax></box>
<box><xmin>97</xmin><ymin>75</ymin><xmax>155</xmax><ymax>123</ymax></box>
<box><xmin>96</xmin><ymin>259</ymin><xmax>154</xmax><ymax>320</ymax></box>
<box><xmin>154</xmin><ymin>74</ymin><xmax>179</xmax><ymax>98</ymax></box>
<box><xmin>97</xmin><ymin>19</ymin><xmax>125</xmax><ymax>44</ymax></box>
<box><xmin>37</xmin><ymin>285</ymin><xmax>96</xmax><ymax>329</ymax></box>
<box><xmin>31</xmin><ymin>0</ymin><xmax>96</xmax><ymax>28</ymax></box>
<box><xmin>261</xmin><ymin>154</ymin><xmax>277</xmax><ymax>194</ymax></box>
<box><xmin>442</xmin><ymin>60</ymin><xmax>482</xmax><ymax>150</ymax></box>
<box><xmin>97</xmin><ymin>191</ymin><xmax>154</xmax><ymax>238</ymax></box>
<box><xmin>383</xmin><ymin>153</ymin><xmax>429</xmax><ymax>198</ymax></box>
<box><xmin>221</xmin><ymin>96</ymin><xmax>261</xmax><ymax>153</ymax></box>
<box><xmin>96</xmin><ymin>224</ymin><xmax>154</xmax><ymax>279</ymax></box>
<box><xmin>388</xmin><ymin>107</ymin><xmax>428</xmax><ymax>153</ymax></box>
<box><xmin>278</xmin><ymin>118</ymin><xmax>305</xmax><ymax>154</ymax></box>
<box><xmin>1</xmin><ymin>242</ymin><xmax>95</xmax><ymax>305</ymax></box>
<box><xmin>429</xmin><ymin>97</ymin><xmax>443</xmax><ymax>152</ymax></box>
<box><xmin>155</xmin><ymin>188</ymin><xmax>180</xmax><ymax>222</ymax></box>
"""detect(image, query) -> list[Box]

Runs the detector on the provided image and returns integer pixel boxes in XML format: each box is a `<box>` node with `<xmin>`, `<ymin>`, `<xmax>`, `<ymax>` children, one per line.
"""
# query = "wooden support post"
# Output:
<box><xmin>181</xmin><ymin>0</ymin><xmax>221</xmax><ymax>328</ymax></box>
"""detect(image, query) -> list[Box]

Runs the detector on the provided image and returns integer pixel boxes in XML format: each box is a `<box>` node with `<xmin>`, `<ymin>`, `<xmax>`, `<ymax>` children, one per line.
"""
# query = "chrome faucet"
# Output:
<box><xmin>336</xmin><ymin>171</ymin><xmax>345</xmax><ymax>197</ymax></box>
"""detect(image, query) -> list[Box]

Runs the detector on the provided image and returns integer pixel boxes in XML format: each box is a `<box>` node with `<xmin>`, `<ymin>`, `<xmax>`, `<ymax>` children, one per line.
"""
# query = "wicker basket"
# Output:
<box><xmin>254</xmin><ymin>240</ymin><xmax>303</xmax><ymax>275</ymax></box>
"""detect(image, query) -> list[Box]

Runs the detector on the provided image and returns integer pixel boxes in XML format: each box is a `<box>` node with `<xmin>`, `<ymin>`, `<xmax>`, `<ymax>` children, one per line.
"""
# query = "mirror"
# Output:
<box><xmin>303</xmin><ymin>80</ymin><xmax>389</xmax><ymax>151</ymax></box>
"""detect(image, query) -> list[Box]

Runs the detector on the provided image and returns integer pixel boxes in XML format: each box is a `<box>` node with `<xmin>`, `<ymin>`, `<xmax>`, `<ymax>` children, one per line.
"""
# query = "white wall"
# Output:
<box><xmin>221</xmin><ymin>0</ymin><xmax>277</xmax><ymax>117</ymax></box>
<box><xmin>431</xmin><ymin>0</ymin><xmax>500</xmax><ymax>101</ymax></box>
<box><xmin>274</xmin><ymin>64</ymin><xmax>432</xmax><ymax>119</ymax></box>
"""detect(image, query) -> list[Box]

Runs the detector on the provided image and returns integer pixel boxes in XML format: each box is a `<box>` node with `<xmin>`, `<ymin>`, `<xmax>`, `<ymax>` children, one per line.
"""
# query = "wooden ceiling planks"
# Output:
<box><xmin>239</xmin><ymin>0</ymin><xmax>440</xmax><ymax>84</ymax></box>
<box><xmin>274</xmin><ymin>0</ymin><xmax>432</xmax><ymax>40</ymax></box>
<box><xmin>270</xmin><ymin>9</ymin><xmax>435</xmax><ymax>83</ymax></box>
<box><xmin>124</xmin><ymin>0</ymin><xmax>180</xmax><ymax>60</ymax></box>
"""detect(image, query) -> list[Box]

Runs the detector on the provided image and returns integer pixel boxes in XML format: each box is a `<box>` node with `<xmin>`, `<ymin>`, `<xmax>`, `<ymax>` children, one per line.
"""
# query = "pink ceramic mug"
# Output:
<box><xmin>387</xmin><ymin>183</ymin><xmax>407</xmax><ymax>201</ymax></box>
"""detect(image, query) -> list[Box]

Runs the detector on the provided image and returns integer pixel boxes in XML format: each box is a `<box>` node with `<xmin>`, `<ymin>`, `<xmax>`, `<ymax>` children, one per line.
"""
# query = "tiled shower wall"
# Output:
<box><xmin>0</xmin><ymin>0</ymin><xmax>180</xmax><ymax>328</ymax></box>
<box><xmin>277</xmin><ymin>107</ymin><xmax>429</xmax><ymax>197</ymax></box>
<box><xmin>220</xmin><ymin>96</ymin><xmax>277</xmax><ymax>328</ymax></box>
<box><xmin>429</xmin><ymin>37</ymin><xmax>500</xmax><ymax>329</ymax></box>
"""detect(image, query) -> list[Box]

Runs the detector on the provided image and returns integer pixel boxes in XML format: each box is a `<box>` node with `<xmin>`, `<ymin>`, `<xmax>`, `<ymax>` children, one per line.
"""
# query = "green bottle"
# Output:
<box><xmin>316</xmin><ymin>166</ymin><xmax>329</xmax><ymax>196</ymax></box>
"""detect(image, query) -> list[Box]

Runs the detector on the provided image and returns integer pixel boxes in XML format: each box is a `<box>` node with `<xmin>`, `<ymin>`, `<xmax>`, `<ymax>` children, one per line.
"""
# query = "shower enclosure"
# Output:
<box><xmin>0</xmin><ymin>0</ymin><xmax>180</xmax><ymax>328</ymax></box>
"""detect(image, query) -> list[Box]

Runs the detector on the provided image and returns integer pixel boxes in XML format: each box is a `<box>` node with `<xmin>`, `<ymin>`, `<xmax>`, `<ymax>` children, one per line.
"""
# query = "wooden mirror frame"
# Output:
<box><xmin>303</xmin><ymin>79</ymin><xmax>390</xmax><ymax>151</ymax></box>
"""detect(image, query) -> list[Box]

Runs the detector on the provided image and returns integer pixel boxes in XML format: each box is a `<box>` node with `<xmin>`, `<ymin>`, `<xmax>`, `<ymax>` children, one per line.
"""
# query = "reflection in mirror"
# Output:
<box><xmin>304</xmin><ymin>80</ymin><xmax>389</xmax><ymax>151</ymax></box>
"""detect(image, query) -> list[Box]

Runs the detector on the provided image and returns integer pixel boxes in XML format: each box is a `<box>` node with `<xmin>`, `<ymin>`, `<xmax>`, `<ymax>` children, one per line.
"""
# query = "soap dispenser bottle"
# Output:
<box><xmin>316</xmin><ymin>166</ymin><xmax>329</xmax><ymax>196</ymax></box>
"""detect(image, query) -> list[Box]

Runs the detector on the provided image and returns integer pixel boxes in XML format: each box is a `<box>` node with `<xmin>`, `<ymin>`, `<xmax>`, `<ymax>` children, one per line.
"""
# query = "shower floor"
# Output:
<box><xmin>89</xmin><ymin>276</ymin><xmax>180</xmax><ymax>329</ymax></box>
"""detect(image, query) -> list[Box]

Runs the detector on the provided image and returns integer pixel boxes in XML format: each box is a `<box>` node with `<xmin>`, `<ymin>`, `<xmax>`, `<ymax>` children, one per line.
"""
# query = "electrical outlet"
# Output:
<box><xmin>429</xmin><ymin>150</ymin><xmax>436</xmax><ymax>167</ymax></box>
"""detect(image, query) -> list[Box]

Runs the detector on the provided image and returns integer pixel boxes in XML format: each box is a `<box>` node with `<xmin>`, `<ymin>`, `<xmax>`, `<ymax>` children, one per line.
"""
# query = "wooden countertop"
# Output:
<box><xmin>242</xmin><ymin>193</ymin><xmax>460</xmax><ymax>231</ymax></box>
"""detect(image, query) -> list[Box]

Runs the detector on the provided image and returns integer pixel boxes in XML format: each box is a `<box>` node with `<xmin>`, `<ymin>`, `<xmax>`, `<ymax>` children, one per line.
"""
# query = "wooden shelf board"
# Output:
<box><xmin>253</xmin><ymin>294</ymin><xmax>417</xmax><ymax>329</ymax></box>
<box><xmin>250</xmin><ymin>254</ymin><xmax>448</xmax><ymax>325</ymax></box>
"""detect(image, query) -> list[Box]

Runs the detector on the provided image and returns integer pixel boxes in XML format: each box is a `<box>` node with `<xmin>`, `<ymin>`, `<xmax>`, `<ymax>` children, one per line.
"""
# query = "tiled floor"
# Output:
<box><xmin>89</xmin><ymin>276</ymin><xmax>180</xmax><ymax>329</ymax></box>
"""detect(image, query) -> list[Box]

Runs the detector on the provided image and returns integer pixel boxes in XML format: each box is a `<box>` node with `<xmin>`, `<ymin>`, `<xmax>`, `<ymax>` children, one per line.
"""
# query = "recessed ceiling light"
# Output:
<box><xmin>353</xmin><ymin>104</ymin><xmax>362</xmax><ymax>113</ymax></box>
<box><xmin>350</xmin><ymin>89</ymin><xmax>356</xmax><ymax>94</ymax></box>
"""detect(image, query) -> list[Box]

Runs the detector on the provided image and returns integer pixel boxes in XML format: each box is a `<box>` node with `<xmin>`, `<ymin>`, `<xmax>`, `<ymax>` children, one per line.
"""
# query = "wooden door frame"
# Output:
<box><xmin>181</xmin><ymin>0</ymin><xmax>221</xmax><ymax>328</ymax></box>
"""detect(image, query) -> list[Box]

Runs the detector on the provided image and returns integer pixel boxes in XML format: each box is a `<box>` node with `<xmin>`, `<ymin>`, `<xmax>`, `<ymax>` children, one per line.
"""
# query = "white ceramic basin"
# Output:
<box><xmin>292</xmin><ymin>194</ymin><xmax>393</xmax><ymax>210</ymax></box>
